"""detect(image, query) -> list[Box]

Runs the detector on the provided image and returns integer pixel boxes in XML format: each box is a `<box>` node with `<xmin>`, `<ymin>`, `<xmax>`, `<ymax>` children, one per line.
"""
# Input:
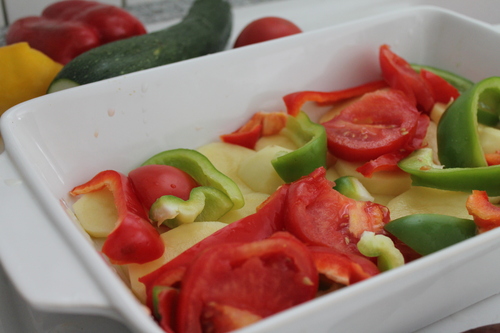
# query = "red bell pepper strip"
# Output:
<box><xmin>420</xmin><ymin>68</ymin><xmax>460</xmax><ymax>104</ymax></box>
<box><xmin>6</xmin><ymin>0</ymin><xmax>146</xmax><ymax>65</ymax></box>
<box><xmin>466</xmin><ymin>190</ymin><xmax>500</xmax><ymax>233</ymax></box>
<box><xmin>283</xmin><ymin>79</ymin><xmax>388</xmax><ymax>117</ymax></box>
<box><xmin>140</xmin><ymin>183</ymin><xmax>290</xmax><ymax>308</ymax></box>
<box><xmin>284</xmin><ymin>167</ymin><xmax>390</xmax><ymax>255</ymax></box>
<box><xmin>485</xmin><ymin>152</ymin><xmax>500</xmax><ymax>166</ymax></box>
<box><xmin>355</xmin><ymin>113</ymin><xmax>430</xmax><ymax>177</ymax></box>
<box><xmin>175</xmin><ymin>232</ymin><xmax>318</xmax><ymax>333</ymax></box>
<box><xmin>310</xmin><ymin>246</ymin><xmax>379</xmax><ymax>290</ymax></box>
<box><xmin>379</xmin><ymin>44</ymin><xmax>434</xmax><ymax>112</ymax></box>
<box><xmin>220</xmin><ymin>112</ymin><xmax>287</xmax><ymax>149</ymax></box>
<box><xmin>70</xmin><ymin>170</ymin><xmax>164</xmax><ymax>265</ymax></box>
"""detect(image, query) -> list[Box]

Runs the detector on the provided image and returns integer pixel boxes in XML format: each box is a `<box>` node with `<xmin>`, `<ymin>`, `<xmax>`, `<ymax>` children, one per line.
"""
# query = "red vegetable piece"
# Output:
<box><xmin>284</xmin><ymin>167</ymin><xmax>390</xmax><ymax>255</ymax></box>
<box><xmin>175</xmin><ymin>232</ymin><xmax>318</xmax><ymax>333</ymax></box>
<box><xmin>70</xmin><ymin>170</ymin><xmax>164</xmax><ymax>264</ymax></box>
<box><xmin>420</xmin><ymin>69</ymin><xmax>460</xmax><ymax>104</ymax></box>
<box><xmin>356</xmin><ymin>113</ymin><xmax>430</xmax><ymax>177</ymax></box>
<box><xmin>234</xmin><ymin>17</ymin><xmax>302</xmax><ymax>48</ymax></box>
<box><xmin>6</xmin><ymin>0</ymin><xmax>146</xmax><ymax>64</ymax></box>
<box><xmin>140</xmin><ymin>184</ymin><xmax>290</xmax><ymax>308</ymax></box>
<box><xmin>322</xmin><ymin>89</ymin><xmax>421</xmax><ymax>162</ymax></box>
<box><xmin>283</xmin><ymin>80</ymin><xmax>388</xmax><ymax>117</ymax></box>
<box><xmin>486</xmin><ymin>152</ymin><xmax>500</xmax><ymax>166</ymax></box>
<box><xmin>128</xmin><ymin>164</ymin><xmax>199</xmax><ymax>211</ymax></box>
<box><xmin>466</xmin><ymin>190</ymin><xmax>500</xmax><ymax>233</ymax></box>
<box><xmin>379</xmin><ymin>44</ymin><xmax>434</xmax><ymax>112</ymax></box>
<box><xmin>156</xmin><ymin>287</ymin><xmax>180</xmax><ymax>333</ymax></box>
<box><xmin>220</xmin><ymin>112</ymin><xmax>288</xmax><ymax>149</ymax></box>
<box><xmin>309</xmin><ymin>246</ymin><xmax>379</xmax><ymax>289</ymax></box>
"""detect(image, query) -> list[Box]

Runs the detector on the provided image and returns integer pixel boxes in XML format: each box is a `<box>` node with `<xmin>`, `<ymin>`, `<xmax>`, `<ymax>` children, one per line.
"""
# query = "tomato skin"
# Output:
<box><xmin>284</xmin><ymin>168</ymin><xmax>389</xmax><ymax>255</ymax></box>
<box><xmin>128</xmin><ymin>164</ymin><xmax>199</xmax><ymax>211</ymax></box>
<box><xmin>322</xmin><ymin>89</ymin><xmax>420</xmax><ymax>162</ymax></box>
<box><xmin>175</xmin><ymin>232</ymin><xmax>318</xmax><ymax>333</ymax></box>
<box><xmin>234</xmin><ymin>16</ymin><xmax>302</xmax><ymax>48</ymax></box>
<box><xmin>379</xmin><ymin>44</ymin><xmax>434</xmax><ymax>112</ymax></box>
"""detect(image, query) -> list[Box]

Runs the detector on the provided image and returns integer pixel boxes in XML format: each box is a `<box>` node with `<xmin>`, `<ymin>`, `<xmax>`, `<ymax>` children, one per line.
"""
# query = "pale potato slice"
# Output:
<box><xmin>238</xmin><ymin>145</ymin><xmax>291</xmax><ymax>194</ymax></box>
<box><xmin>72</xmin><ymin>188</ymin><xmax>117</xmax><ymax>238</ymax></box>
<box><xmin>334</xmin><ymin>158</ymin><xmax>412</xmax><ymax>196</ymax></box>
<box><xmin>478</xmin><ymin>124</ymin><xmax>500</xmax><ymax>154</ymax></box>
<box><xmin>219</xmin><ymin>192</ymin><xmax>270</xmax><ymax>223</ymax></box>
<box><xmin>387</xmin><ymin>186</ymin><xmax>471</xmax><ymax>220</ymax></box>
<box><xmin>197</xmin><ymin>142</ymin><xmax>256</xmax><ymax>194</ymax></box>
<box><xmin>255</xmin><ymin>133</ymin><xmax>298</xmax><ymax>151</ymax></box>
<box><xmin>128</xmin><ymin>221</ymin><xmax>227</xmax><ymax>302</ymax></box>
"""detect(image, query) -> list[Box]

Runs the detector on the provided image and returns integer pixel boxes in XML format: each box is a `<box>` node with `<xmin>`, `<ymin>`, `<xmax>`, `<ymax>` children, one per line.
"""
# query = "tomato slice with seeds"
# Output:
<box><xmin>322</xmin><ymin>89</ymin><xmax>420</xmax><ymax>162</ymax></box>
<box><xmin>284</xmin><ymin>168</ymin><xmax>390</xmax><ymax>255</ymax></box>
<box><xmin>175</xmin><ymin>232</ymin><xmax>318</xmax><ymax>333</ymax></box>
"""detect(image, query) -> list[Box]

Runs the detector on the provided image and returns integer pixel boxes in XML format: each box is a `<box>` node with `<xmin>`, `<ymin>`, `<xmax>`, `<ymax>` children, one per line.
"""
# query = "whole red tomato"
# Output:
<box><xmin>128</xmin><ymin>164</ymin><xmax>199</xmax><ymax>211</ymax></box>
<box><xmin>234</xmin><ymin>16</ymin><xmax>302</xmax><ymax>48</ymax></box>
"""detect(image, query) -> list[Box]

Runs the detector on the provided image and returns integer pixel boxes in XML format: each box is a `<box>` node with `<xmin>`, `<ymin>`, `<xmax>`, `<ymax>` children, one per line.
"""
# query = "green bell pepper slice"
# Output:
<box><xmin>149</xmin><ymin>186</ymin><xmax>233</xmax><ymax>228</ymax></box>
<box><xmin>384</xmin><ymin>213</ymin><xmax>477</xmax><ymax>256</ymax></box>
<box><xmin>272</xmin><ymin>111</ymin><xmax>327</xmax><ymax>183</ymax></box>
<box><xmin>357</xmin><ymin>231</ymin><xmax>404</xmax><ymax>271</ymax></box>
<box><xmin>437</xmin><ymin>77</ymin><xmax>500</xmax><ymax>168</ymax></box>
<box><xmin>412</xmin><ymin>65</ymin><xmax>499</xmax><ymax>126</ymax></box>
<box><xmin>398</xmin><ymin>148</ymin><xmax>500</xmax><ymax>196</ymax></box>
<box><xmin>333</xmin><ymin>176</ymin><xmax>374</xmax><ymax>202</ymax></box>
<box><xmin>142</xmin><ymin>148</ymin><xmax>244</xmax><ymax>210</ymax></box>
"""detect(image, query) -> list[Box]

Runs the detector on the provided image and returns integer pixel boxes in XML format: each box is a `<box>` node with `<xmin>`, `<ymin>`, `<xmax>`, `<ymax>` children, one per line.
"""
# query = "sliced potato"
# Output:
<box><xmin>387</xmin><ymin>186</ymin><xmax>471</xmax><ymax>220</ymax></box>
<box><xmin>334</xmin><ymin>158</ymin><xmax>412</xmax><ymax>196</ymax></box>
<box><xmin>238</xmin><ymin>145</ymin><xmax>291</xmax><ymax>194</ymax></box>
<box><xmin>219</xmin><ymin>192</ymin><xmax>270</xmax><ymax>223</ymax></box>
<box><xmin>197</xmin><ymin>142</ymin><xmax>256</xmax><ymax>194</ymax></box>
<box><xmin>72</xmin><ymin>188</ymin><xmax>117</xmax><ymax>238</ymax></box>
<box><xmin>255</xmin><ymin>133</ymin><xmax>298</xmax><ymax>151</ymax></box>
<box><xmin>128</xmin><ymin>221</ymin><xmax>227</xmax><ymax>302</ymax></box>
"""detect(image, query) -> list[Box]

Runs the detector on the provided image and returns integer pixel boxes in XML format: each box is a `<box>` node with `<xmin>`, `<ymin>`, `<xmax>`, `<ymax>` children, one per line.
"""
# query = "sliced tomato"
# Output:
<box><xmin>322</xmin><ymin>89</ymin><xmax>420</xmax><ymax>162</ymax></box>
<box><xmin>140</xmin><ymin>184</ymin><xmax>290</xmax><ymax>309</ymax></box>
<box><xmin>284</xmin><ymin>168</ymin><xmax>390</xmax><ymax>255</ymax></box>
<box><xmin>309</xmin><ymin>246</ymin><xmax>379</xmax><ymax>291</ymax></box>
<box><xmin>356</xmin><ymin>113</ymin><xmax>430</xmax><ymax>177</ymax></box>
<box><xmin>379</xmin><ymin>44</ymin><xmax>434</xmax><ymax>112</ymax></box>
<box><xmin>175</xmin><ymin>232</ymin><xmax>318</xmax><ymax>333</ymax></box>
<box><xmin>128</xmin><ymin>164</ymin><xmax>199</xmax><ymax>211</ymax></box>
<box><xmin>420</xmin><ymin>68</ymin><xmax>460</xmax><ymax>104</ymax></box>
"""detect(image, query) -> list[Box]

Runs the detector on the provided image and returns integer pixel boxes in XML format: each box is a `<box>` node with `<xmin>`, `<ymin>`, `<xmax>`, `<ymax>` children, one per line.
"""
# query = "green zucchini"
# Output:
<box><xmin>47</xmin><ymin>0</ymin><xmax>232</xmax><ymax>93</ymax></box>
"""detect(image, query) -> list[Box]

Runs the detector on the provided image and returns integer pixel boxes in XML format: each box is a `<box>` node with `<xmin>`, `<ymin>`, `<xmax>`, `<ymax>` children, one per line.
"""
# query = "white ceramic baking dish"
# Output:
<box><xmin>2</xmin><ymin>5</ymin><xmax>500</xmax><ymax>333</ymax></box>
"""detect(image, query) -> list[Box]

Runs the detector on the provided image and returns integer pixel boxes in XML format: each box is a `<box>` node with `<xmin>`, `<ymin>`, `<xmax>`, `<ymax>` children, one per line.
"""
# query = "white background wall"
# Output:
<box><xmin>1</xmin><ymin>0</ymin><xmax>156</xmax><ymax>27</ymax></box>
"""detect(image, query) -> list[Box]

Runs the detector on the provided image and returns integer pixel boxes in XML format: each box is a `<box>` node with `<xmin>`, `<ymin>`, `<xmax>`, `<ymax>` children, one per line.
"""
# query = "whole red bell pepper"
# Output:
<box><xmin>70</xmin><ymin>170</ymin><xmax>164</xmax><ymax>265</ymax></box>
<box><xmin>6</xmin><ymin>0</ymin><xmax>146</xmax><ymax>65</ymax></box>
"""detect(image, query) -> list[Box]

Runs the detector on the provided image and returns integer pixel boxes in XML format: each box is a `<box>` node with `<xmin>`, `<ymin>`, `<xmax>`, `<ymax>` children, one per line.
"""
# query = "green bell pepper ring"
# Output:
<box><xmin>150</xmin><ymin>186</ymin><xmax>233</xmax><ymax>228</ymax></box>
<box><xmin>412</xmin><ymin>65</ymin><xmax>499</xmax><ymax>126</ymax></box>
<box><xmin>437</xmin><ymin>77</ymin><xmax>500</xmax><ymax>168</ymax></box>
<box><xmin>357</xmin><ymin>231</ymin><xmax>404</xmax><ymax>271</ymax></box>
<box><xmin>142</xmin><ymin>148</ymin><xmax>244</xmax><ymax>210</ymax></box>
<box><xmin>384</xmin><ymin>213</ymin><xmax>477</xmax><ymax>256</ymax></box>
<box><xmin>398</xmin><ymin>148</ymin><xmax>500</xmax><ymax>196</ymax></box>
<box><xmin>272</xmin><ymin>111</ymin><xmax>327</xmax><ymax>183</ymax></box>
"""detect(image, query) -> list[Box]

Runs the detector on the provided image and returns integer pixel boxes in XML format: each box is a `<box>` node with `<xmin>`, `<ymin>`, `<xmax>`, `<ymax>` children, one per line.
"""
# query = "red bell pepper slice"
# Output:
<box><xmin>310</xmin><ymin>246</ymin><xmax>379</xmax><ymax>290</ymax></box>
<box><xmin>175</xmin><ymin>232</ymin><xmax>318</xmax><ymax>333</ymax></box>
<box><xmin>283</xmin><ymin>79</ymin><xmax>388</xmax><ymax>117</ymax></box>
<box><xmin>420</xmin><ymin>68</ymin><xmax>460</xmax><ymax>104</ymax></box>
<box><xmin>485</xmin><ymin>152</ymin><xmax>500</xmax><ymax>166</ymax></box>
<box><xmin>220</xmin><ymin>112</ymin><xmax>288</xmax><ymax>149</ymax></box>
<box><xmin>70</xmin><ymin>170</ymin><xmax>164</xmax><ymax>265</ymax></box>
<box><xmin>140</xmin><ymin>184</ymin><xmax>290</xmax><ymax>308</ymax></box>
<box><xmin>355</xmin><ymin>113</ymin><xmax>430</xmax><ymax>177</ymax></box>
<box><xmin>284</xmin><ymin>167</ymin><xmax>390</xmax><ymax>255</ymax></box>
<box><xmin>466</xmin><ymin>190</ymin><xmax>500</xmax><ymax>233</ymax></box>
<box><xmin>6</xmin><ymin>0</ymin><xmax>146</xmax><ymax>64</ymax></box>
<box><xmin>322</xmin><ymin>89</ymin><xmax>421</xmax><ymax>162</ymax></box>
<box><xmin>379</xmin><ymin>44</ymin><xmax>434</xmax><ymax>112</ymax></box>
